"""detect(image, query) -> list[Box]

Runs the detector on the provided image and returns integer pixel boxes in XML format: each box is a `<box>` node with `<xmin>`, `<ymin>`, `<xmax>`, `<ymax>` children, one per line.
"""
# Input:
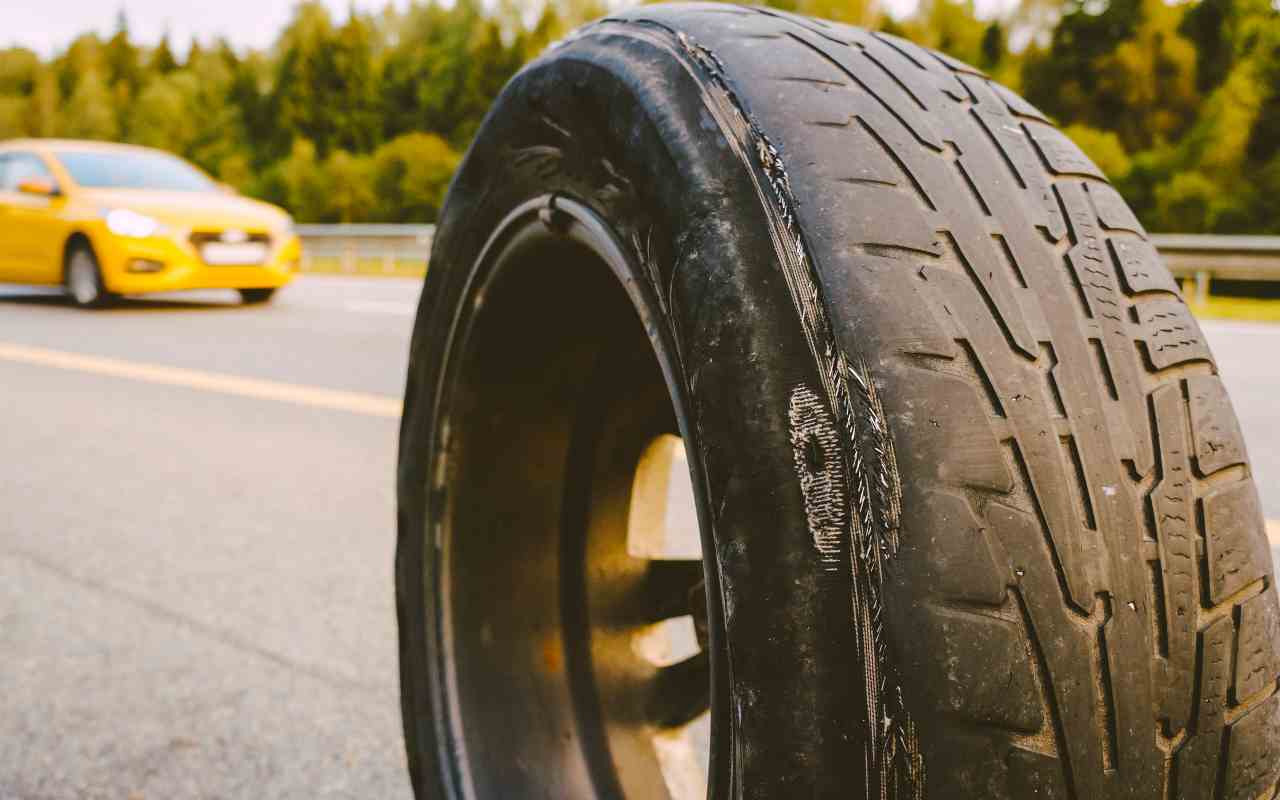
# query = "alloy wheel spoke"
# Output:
<box><xmin>648</xmin><ymin>650</ymin><xmax>712</xmax><ymax>730</ymax></box>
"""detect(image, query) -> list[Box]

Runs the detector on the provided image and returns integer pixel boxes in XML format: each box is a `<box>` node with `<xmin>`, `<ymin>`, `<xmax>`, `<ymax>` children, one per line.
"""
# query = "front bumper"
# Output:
<box><xmin>96</xmin><ymin>231</ymin><xmax>301</xmax><ymax>295</ymax></box>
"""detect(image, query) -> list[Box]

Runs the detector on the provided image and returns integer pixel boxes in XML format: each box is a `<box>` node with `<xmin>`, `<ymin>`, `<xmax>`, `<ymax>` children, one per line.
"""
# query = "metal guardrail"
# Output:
<box><xmin>1150</xmin><ymin>234</ymin><xmax>1280</xmax><ymax>303</ymax></box>
<box><xmin>296</xmin><ymin>224</ymin><xmax>435</xmax><ymax>275</ymax></box>
<box><xmin>295</xmin><ymin>226</ymin><xmax>1280</xmax><ymax>296</ymax></box>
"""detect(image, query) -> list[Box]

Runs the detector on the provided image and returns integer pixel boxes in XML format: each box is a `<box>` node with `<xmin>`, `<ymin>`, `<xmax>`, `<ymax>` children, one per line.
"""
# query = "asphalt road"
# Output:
<box><xmin>0</xmin><ymin>278</ymin><xmax>417</xmax><ymax>800</ymax></box>
<box><xmin>0</xmin><ymin>277</ymin><xmax>1277</xmax><ymax>799</ymax></box>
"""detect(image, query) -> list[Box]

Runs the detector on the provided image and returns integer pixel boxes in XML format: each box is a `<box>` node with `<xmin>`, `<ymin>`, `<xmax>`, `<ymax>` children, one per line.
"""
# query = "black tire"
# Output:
<box><xmin>65</xmin><ymin>242</ymin><xmax>112</xmax><ymax>308</ymax></box>
<box><xmin>396</xmin><ymin>5</ymin><xmax>1280</xmax><ymax>799</ymax></box>
<box><xmin>238</xmin><ymin>288</ymin><xmax>276</xmax><ymax>304</ymax></box>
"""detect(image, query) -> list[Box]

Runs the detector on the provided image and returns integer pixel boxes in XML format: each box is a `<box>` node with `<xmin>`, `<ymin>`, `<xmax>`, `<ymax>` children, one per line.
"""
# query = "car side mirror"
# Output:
<box><xmin>17</xmin><ymin>177</ymin><xmax>58</xmax><ymax>197</ymax></box>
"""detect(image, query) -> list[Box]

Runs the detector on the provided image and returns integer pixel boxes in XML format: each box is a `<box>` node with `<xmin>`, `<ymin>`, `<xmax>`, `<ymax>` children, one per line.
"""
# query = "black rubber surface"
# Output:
<box><xmin>397</xmin><ymin>5</ymin><xmax>1280</xmax><ymax>798</ymax></box>
<box><xmin>241</xmin><ymin>288</ymin><xmax>280</xmax><ymax>304</ymax></box>
<box><xmin>238</xmin><ymin>287</ymin><xmax>277</xmax><ymax>305</ymax></box>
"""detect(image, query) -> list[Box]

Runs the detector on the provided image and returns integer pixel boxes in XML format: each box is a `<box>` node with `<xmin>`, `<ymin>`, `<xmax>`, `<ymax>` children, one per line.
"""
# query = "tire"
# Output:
<box><xmin>396</xmin><ymin>5</ymin><xmax>1280</xmax><ymax>799</ymax></box>
<box><xmin>238</xmin><ymin>288</ymin><xmax>276</xmax><ymax>304</ymax></box>
<box><xmin>65</xmin><ymin>243</ymin><xmax>111</xmax><ymax>308</ymax></box>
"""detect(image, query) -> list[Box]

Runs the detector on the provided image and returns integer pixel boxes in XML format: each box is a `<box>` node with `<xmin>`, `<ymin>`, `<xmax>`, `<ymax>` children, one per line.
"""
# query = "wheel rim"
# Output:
<box><xmin>68</xmin><ymin>253</ymin><xmax>99</xmax><ymax>305</ymax></box>
<box><xmin>591</xmin><ymin>433</ymin><xmax>712</xmax><ymax>797</ymax></box>
<box><xmin>426</xmin><ymin>198</ymin><xmax>723</xmax><ymax>799</ymax></box>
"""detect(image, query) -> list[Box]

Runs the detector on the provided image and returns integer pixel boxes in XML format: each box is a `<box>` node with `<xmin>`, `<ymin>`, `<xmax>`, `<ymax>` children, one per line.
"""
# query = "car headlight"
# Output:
<box><xmin>105</xmin><ymin>209</ymin><xmax>162</xmax><ymax>238</ymax></box>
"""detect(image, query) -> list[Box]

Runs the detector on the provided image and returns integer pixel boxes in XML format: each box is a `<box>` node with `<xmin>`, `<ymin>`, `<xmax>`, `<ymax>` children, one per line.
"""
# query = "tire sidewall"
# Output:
<box><xmin>398</xmin><ymin>25</ymin><xmax>882</xmax><ymax>798</ymax></box>
<box><xmin>66</xmin><ymin>245</ymin><xmax>106</xmax><ymax>308</ymax></box>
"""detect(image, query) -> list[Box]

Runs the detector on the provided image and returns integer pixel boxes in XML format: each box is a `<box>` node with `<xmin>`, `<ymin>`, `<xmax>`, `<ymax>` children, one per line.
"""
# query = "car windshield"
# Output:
<box><xmin>55</xmin><ymin>149</ymin><xmax>215</xmax><ymax>192</ymax></box>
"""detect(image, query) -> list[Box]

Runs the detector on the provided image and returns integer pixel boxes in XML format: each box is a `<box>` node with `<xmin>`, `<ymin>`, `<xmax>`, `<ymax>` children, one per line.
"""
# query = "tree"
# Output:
<box><xmin>1063</xmin><ymin>124</ymin><xmax>1132</xmax><ymax>180</ymax></box>
<box><xmin>371</xmin><ymin>132</ymin><xmax>460</xmax><ymax>222</ymax></box>
<box><xmin>322</xmin><ymin>149</ymin><xmax>376</xmax><ymax>223</ymax></box>
<box><xmin>1024</xmin><ymin>0</ymin><xmax>1199</xmax><ymax>152</ymax></box>
<box><xmin>126</xmin><ymin>72</ymin><xmax>200</xmax><ymax>153</ymax></box>
<box><xmin>61</xmin><ymin>69</ymin><xmax>119</xmax><ymax>140</ymax></box>
<box><xmin>273</xmin><ymin>139</ymin><xmax>329</xmax><ymax>222</ymax></box>
<box><xmin>1154</xmin><ymin>171</ymin><xmax>1222</xmax><ymax>232</ymax></box>
<box><xmin>980</xmin><ymin>21</ymin><xmax>1005</xmax><ymax>70</ymax></box>
<box><xmin>379</xmin><ymin>0</ymin><xmax>523</xmax><ymax>148</ymax></box>
<box><xmin>1241</xmin><ymin>9</ymin><xmax>1280</xmax><ymax>166</ymax></box>
<box><xmin>913</xmin><ymin>0</ymin><xmax>988</xmax><ymax>67</ymax></box>
<box><xmin>783</xmin><ymin>0</ymin><xmax>879</xmax><ymax>27</ymax></box>
<box><xmin>0</xmin><ymin>48</ymin><xmax>39</xmax><ymax>95</ymax></box>
<box><xmin>0</xmin><ymin>96</ymin><xmax>27</xmax><ymax>138</ymax></box>
<box><xmin>1094</xmin><ymin>0</ymin><xmax>1200</xmax><ymax>150</ymax></box>
<box><xmin>56</xmin><ymin>34</ymin><xmax>105</xmax><ymax>98</ymax></box>
<box><xmin>27</xmin><ymin>67</ymin><xmax>60</xmax><ymax>136</ymax></box>
<box><xmin>152</xmin><ymin>35</ymin><xmax>179</xmax><ymax>74</ymax></box>
<box><xmin>268</xmin><ymin>4</ymin><xmax>382</xmax><ymax>158</ymax></box>
<box><xmin>104</xmin><ymin>10</ymin><xmax>143</xmax><ymax>97</ymax></box>
<box><xmin>1022</xmin><ymin>0</ymin><xmax>1144</xmax><ymax>127</ymax></box>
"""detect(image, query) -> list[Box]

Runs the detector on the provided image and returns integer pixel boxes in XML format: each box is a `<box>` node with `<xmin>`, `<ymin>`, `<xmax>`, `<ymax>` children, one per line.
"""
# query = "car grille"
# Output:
<box><xmin>190</xmin><ymin>231</ymin><xmax>271</xmax><ymax>247</ymax></box>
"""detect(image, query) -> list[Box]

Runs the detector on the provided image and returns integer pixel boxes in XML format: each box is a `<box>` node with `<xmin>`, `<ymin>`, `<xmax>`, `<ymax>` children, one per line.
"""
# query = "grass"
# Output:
<box><xmin>1187</xmin><ymin>295</ymin><xmax>1280</xmax><ymax>324</ymax></box>
<box><xmin>300</xmin><ymin>256</ymin><xmax>427</xmax><ymax>279</ymax></box>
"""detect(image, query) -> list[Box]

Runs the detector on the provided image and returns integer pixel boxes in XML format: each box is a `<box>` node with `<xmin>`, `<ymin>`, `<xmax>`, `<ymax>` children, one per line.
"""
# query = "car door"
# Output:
<box><xmin>0</xmin><ymin>153</ymin><xmax>18</xmax><ymax>282</ymax></box>
<box><xmin>0</xmin><ymin>151</ymin><xmax>66</xmax><ymax>284</ymax></box>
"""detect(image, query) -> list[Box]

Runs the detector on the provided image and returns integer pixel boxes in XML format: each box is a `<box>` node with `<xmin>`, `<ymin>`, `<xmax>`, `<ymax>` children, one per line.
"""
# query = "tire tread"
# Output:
<box><xmin>653</xmin><ymin>6</ymin><xmax>1280</xmax><ymax>797</ymax></box>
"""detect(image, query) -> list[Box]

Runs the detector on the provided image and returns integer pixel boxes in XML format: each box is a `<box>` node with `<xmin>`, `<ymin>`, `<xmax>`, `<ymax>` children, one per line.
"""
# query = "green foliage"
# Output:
<box><xmin>1024</xmin><ymin>0</ymin><xmax>1200</xmax><ymax>152</ymax></box>
<box><xmin>1010</xmin><ymin>0</ymin><xmax>1278</xmax><ymax>232</ymax></box>
<box><xmin>0</xmin><ymin>0</ymin><xmax>1272</xmax><ymax>232</ymax></box>
<box><xmin>1155</xmin><ymin>171</ymin><xmax>1222</xmax><ymax>232</ymax></box>
<box><xmin>0</xmin><ymin>95</ymin><xmax>27</xmax><ymax>139</ymax></box>
<box><xmin>1063</xmin><ymin>124</ymin><xmax>1133</xmax><ymax>180</ymax></box>
<box><xmin>901</xmin><ymin>0</ymin><xmax>990</xmax><ymax>67</ymax></box>
<box><xmin>62</xmin><ymin>69</ymin><xmax>118</xmax><ymax>140</ymax></box>
<box><xmin>151</xmin><ymin>35</ymin><xmax>179</xmax><ymax>75</ymax></box>
<box><xmin>272</xmin><ymin>139</ymin><xmax>330</xmax><ymax>222</ymax></box>
<box><xmin>980</xmin><ymin>21</ymin><xmax>1005</xmax><ymax>69</ymax></box>
<box><xmin>269</xmin><ymin>4</ymin><xmax>382</xmax><ymax>158</ymax></box>
<box><xmin>0</xmin><ymin>48</ymin><xmax>39</xmax><ymax>95</ymax></box>
<box><xmin>380</xmin><ymin>0</ymin><xmax>525</xmax><ymax>148</ymax></box>
<box><xmin>371</xmin><ymin>133</ymin><xmax>460</xmax><ymax>222</ymax></box>
<box><xmin>104</xmin><ymin>14</ymin><xmax>144</xmax><ymax>95</ymax></box>
<box><xmin>782</xmin><ymin>0</ymin><xmax>878</xmax><ymax>27</ymax></box>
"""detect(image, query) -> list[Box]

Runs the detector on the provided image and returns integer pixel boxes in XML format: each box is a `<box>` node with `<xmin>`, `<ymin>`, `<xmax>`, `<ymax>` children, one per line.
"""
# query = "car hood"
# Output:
<box><xmin>81</xmin><ymin>189</ymin><xmax>291</xmax><ymax>232</ymax></box>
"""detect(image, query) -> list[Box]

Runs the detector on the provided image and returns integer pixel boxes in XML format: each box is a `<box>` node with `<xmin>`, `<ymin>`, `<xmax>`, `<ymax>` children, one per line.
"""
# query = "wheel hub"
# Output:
<box><xmin>429</xmin><ymin>201</ymin><xmax>722</xmax><ymax>799</ymax></box>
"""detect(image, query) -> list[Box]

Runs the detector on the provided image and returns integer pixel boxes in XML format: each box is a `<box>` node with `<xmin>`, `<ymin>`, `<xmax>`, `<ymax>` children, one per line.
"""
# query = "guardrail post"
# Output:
<box><xmin>1195</xmin><ymin>269</ymin><xmax>1211</xmax><ymax>305</ymax></box>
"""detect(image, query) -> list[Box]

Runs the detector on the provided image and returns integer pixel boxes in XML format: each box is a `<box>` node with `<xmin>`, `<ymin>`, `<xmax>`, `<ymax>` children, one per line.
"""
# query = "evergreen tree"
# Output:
<box><xmin>980</xmin><ymin>21</ymin><xmax>1005</xmax><ymax>70</ymax></box>
<box><xmin>104</xmin><ymin>10</ymin><xmax>143</xmax><ymax>95</ymax></box>
<box><xmin>152</xmin><ymin>34</ymin><xmax>179</xmax><ymax>74</ymax></box>
<box><xmin>62</xmin><ymin>69</ymin><xmax>119</xmax><ymax>140</ymax></box>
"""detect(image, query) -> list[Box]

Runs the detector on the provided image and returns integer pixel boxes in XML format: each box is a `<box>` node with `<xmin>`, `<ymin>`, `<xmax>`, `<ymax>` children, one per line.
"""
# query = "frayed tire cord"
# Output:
<box><xmin>601</xmin><ymin>19</ymin><xmax>923</xmax><ymax>798</ymax></box>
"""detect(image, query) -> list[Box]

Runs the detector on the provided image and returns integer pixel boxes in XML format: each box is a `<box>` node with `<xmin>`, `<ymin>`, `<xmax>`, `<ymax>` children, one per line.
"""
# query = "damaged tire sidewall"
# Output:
<box><xmin>398</xmin><ymin>23</ymin><xmax>891</xmax><ymax>799</ymax></box>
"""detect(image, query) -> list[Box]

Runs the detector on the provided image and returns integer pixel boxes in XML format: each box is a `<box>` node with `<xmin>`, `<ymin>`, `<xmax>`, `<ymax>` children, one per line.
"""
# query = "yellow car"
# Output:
<box><xmin>0</xmin><ymin>139</ymin><xmax>300</xmax><ymax>307</ymax></box>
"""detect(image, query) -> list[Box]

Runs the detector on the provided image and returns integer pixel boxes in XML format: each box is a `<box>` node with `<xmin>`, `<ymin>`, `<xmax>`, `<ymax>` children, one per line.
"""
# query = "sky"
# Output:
<box><xmin>5</xmin><ymin>0</ymin><xmax>405</xmax><ymax>57</ymax></box>
<box><xmin>6</xmin><ymin>0</ymin><xmax>981</xmax><ymax>58</ymax></box>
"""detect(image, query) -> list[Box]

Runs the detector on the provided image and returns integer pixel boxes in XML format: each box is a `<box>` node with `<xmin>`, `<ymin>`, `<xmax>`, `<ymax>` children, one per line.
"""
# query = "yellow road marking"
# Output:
<box><xmin>0</xmin><ymin>342</ymin><xmax>402</xmax><ymax>419</ymax></box>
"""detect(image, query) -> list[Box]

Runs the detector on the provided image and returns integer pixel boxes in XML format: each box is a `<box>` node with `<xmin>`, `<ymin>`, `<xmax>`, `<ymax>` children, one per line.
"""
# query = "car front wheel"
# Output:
<box><xmin>238</xmin><ymin>288</ymin><xmax>277</xmax><ymax>305</ymax></box>
<box><xmin>65</xmin><ymin>244</ymin><xmax>111</xmax><ymax>309</ymax></box>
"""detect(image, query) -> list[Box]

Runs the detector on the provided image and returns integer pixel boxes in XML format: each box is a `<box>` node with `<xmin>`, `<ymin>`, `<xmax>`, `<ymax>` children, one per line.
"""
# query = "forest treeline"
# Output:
<box><xmin>0</xmin><ymin>0</ymin><xmax>1276</xmax><ymax>232</ymax></box>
